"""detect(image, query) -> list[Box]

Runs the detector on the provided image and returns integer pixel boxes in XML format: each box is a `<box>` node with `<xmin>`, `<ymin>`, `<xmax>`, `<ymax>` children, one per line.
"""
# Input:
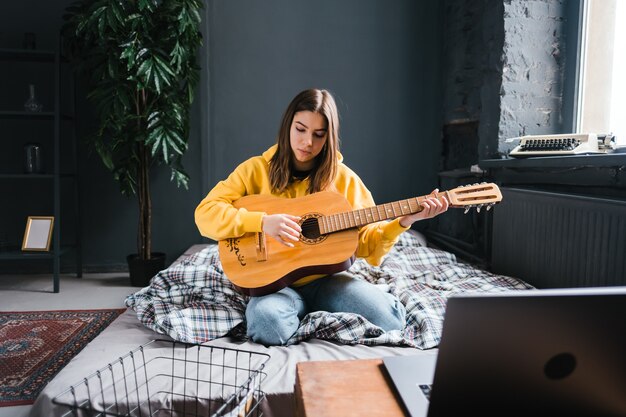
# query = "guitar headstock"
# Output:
<box><xmin>446</xmin><ymin>182</ymin><xmax>502</xmax><ymax>213</ymax></box>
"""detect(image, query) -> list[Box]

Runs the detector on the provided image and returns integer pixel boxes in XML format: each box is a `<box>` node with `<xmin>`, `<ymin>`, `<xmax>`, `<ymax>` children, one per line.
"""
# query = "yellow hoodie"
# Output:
<box><xmin>194</xmin><ymin>145</ymin><xmax>409</xmax><ymax>285</ymax></box>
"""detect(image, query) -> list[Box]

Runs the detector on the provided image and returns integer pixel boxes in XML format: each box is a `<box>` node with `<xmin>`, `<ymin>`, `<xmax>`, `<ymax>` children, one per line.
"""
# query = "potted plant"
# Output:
<box><xmin>62</xmin><ymin>0</ymin><xmax>203</xmax><ymax>286</ymax></box>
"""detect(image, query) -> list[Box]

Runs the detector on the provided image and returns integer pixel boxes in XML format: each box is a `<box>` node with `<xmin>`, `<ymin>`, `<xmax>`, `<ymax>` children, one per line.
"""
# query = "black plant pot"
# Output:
<box><xmin>127</xmin><ymin>252</ymin><xmax>166</xmax><ymax>287</ymax></box>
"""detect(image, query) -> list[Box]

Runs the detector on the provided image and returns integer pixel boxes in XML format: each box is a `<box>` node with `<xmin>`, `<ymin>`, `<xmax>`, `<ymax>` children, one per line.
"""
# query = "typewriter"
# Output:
<box><xmin>509</xmin><ymin>133</ymin><xmax>603</xmax><ymax>157</ymax></box>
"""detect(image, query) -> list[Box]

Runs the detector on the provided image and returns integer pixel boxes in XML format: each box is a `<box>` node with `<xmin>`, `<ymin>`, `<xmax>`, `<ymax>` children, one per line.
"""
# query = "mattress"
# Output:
<box><xmin>32</xmin><ymin>231</ymin><xmax>531</xmax><ymax>416</ymax></box>
<box><xmin>31</xmin><ymin>308</ymin><xmax>429</xmax><ymax>417</ymax></box>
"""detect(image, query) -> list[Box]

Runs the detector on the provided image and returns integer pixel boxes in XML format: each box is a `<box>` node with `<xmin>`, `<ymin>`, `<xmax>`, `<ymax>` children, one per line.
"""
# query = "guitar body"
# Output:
<box><xmin>218</xmin><ymin>192</ymin><xmax>359</xmax><ymax>296</ymax></box>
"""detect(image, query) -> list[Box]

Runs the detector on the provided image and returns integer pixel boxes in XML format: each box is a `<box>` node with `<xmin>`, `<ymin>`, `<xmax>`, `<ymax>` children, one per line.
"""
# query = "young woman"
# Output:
<box><xmin>195</xmin><ymin>88</ymin><xmax>448</xmax><ymax>346</ymax></box>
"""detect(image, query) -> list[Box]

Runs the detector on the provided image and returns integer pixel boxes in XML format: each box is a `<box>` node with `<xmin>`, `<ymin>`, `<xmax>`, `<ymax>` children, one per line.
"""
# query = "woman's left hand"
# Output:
<box><xmin>398</xmin><ymin>189</ymin><xmax>449</xmax><ymax>228</ymax></box>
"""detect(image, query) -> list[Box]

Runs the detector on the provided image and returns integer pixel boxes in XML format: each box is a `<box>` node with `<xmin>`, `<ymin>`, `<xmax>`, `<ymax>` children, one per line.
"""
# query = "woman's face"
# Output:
<box><xmin>289</xmin><ymin>110</ymin><xmax>328</xmax><ymax>171</ymax></box>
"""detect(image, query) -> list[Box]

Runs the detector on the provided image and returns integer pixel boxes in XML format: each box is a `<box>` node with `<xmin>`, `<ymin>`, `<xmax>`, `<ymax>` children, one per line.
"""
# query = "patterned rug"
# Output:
<box><xmin>0</xmin><ymin>309</ymin><xmax>125</xmax><ymax>407</ymax></box>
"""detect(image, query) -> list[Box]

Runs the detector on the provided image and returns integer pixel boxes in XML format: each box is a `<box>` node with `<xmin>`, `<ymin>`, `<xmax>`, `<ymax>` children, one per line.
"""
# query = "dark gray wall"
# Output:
<box><xmin>1</xmin><ymin>0</ymin><xmax>445</xmax><ymax>271</ymax></box>
<box><xmin>204</xmin><ymin>0</ymin><xmax>444</xmax><ymax>207</ymax></box>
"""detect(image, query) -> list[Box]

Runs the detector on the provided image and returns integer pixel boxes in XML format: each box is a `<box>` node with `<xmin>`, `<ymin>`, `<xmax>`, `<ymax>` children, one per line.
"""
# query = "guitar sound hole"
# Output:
<box><xmin>301</xmin><ymin>218</ymin><xmax>321</xmax><ymax>240</ymax></box>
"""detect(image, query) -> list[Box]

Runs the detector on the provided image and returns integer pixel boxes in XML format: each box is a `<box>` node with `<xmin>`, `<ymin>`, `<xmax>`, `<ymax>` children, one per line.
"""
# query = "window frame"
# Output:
<box><xmin>562</xmin><ymin>0</ymin><xmax>587</xmax><ymax>134</ymax></box>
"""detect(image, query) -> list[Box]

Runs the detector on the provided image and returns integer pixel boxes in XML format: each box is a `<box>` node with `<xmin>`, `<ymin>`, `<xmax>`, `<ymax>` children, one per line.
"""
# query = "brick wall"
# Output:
<box><xmin>442</xmin><ymin>0</ymin><xmax>571</xmax><ymax>161</ymax></box>
<box><xmin>498</xmin><ymin>0</ymin><xmax>569</xmax><ymax>154</ymax></box>
<box><xmin>442</xmin><ymin>0</ymin><xmax>504</xmax><ymax>163</ymax></box>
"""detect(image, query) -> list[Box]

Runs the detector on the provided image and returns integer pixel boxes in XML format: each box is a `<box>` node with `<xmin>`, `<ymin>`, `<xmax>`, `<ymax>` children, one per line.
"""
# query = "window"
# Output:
<box><xmin>577</xmin><ymin>0</ymin><xmax>625</xmax><ymax>147</ymax></box>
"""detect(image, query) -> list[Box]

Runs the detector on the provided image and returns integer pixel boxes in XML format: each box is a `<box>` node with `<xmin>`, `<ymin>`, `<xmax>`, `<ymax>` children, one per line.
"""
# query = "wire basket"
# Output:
<box><xmin>52</xmin><ymin>340</ymin><xmax>270</xmax><ymax>417</ymax></box>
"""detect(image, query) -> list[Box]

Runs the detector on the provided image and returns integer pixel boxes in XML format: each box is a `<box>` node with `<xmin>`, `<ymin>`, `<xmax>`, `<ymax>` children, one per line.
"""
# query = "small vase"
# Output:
<box><xmin>24</xmin><ymin>84</ymin><xmax>43</xmax><ymax>112</ymax></box>
<box><xmin>24</xmin><ymin>143</ymin><xmax>43</xmax><ymax>174</ymax></box>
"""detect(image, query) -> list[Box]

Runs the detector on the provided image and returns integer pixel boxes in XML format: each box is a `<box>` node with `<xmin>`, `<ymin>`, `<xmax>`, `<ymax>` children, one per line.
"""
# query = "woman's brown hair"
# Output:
<box><xmin>269</xmin><ymin>89</ymin><xmax>340</xmax><ymax>194</ymax></box>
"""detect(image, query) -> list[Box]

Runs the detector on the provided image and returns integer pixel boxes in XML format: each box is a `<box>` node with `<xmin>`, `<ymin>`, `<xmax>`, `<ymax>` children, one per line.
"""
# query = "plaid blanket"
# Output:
<box><xmin>126</xmin><ymin>232</ymin><xmax>533</xmax><ymax>349</ymax></box>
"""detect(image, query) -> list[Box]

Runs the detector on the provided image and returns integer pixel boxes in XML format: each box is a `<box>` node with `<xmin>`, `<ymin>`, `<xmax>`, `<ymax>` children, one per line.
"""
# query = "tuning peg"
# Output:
<box><xmin>486</xmin><ymin>204</ymin><xmax>492</xmax><ymax>211</ymax></box>
<box><xmin>464</xmin><ymin>206</ymin><xmax>471</xmax><ymax>214</ymax></box>
<box><xmin>476</xmin><ymin>205</ymin><xmax>482</xmax><ymax>213</ymax></box>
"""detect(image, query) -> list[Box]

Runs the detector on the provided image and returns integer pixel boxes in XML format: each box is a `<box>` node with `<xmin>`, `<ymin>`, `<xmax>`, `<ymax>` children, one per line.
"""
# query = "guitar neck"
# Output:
<box><xmin>317</xmin><ymin>192</ymin><xmax>450</xmax><ymax>235</ymax></box>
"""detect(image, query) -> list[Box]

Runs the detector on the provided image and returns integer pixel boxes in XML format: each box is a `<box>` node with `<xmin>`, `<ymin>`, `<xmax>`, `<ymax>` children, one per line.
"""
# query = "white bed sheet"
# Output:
<box><xmin>32</xmin><ymin>308</ymin><xmax>434</xmax><ymax>417</ymax></box>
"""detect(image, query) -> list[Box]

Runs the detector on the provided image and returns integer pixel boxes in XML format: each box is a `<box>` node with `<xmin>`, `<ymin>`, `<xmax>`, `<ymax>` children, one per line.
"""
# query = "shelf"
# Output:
<box><xmin>0</xmin><ymin>48</ymin><xmax>55</xmax><ymax>62</ymax></box>
<box><xmin>0</xmin><ymin>174</ymin><xmax>54</xmax><ymax>179</ymax></box>
<box><xmin>0</xmin><ymin>38</ymin><xmax>81</xmax><ymax>293</ymax></box>
<box><xmin>0</xmin><ymin>247</ymin><xmax>72</xmax><ymax>260</ymax></box>
<box><xmin>0</xmin><ymin>173</ymin><xmax>77</xmax><ymax>180</ymax></box>
<box><xmin>480</xmin><ymin>153</ymin><xmax>626</xmax><ymax>169</ymax></box>
<box><xmin>0</xmin><ymin>111</ymin><xmax>75</xmax><ymax>120</ymax></box>
<box><xmin>0</xmin><ymin>111</ymin><xmax>55</xmax><ymax>119</ymax></box>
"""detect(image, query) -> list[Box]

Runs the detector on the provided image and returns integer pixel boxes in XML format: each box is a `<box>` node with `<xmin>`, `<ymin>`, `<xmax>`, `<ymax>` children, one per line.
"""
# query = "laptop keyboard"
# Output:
<box><xmin>418</xmin><ymin>384</ymin><xmax>433</xmax><ymax>401</ymax></box>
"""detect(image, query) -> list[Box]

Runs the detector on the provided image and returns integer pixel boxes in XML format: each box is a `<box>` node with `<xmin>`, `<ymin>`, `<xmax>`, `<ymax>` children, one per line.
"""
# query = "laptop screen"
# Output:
<box><xmin>385</xmin><ymin>287</ymin><xmax>626</xmax><ymax>417</ymax></box>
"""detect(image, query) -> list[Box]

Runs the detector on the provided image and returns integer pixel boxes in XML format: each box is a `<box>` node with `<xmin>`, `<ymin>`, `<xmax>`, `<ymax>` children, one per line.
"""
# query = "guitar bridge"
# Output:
<box><xmin>255</xmin><ymin>232</ymin><xmax>267</xmax><ymax>262</ymax></box>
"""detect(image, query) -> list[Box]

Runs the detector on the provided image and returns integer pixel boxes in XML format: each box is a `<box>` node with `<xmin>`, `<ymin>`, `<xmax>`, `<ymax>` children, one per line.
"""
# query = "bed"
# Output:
<box><xmin>31</xmin><ymin>231</ymin><xmax>533</xmax><ymax>417</ymax></box>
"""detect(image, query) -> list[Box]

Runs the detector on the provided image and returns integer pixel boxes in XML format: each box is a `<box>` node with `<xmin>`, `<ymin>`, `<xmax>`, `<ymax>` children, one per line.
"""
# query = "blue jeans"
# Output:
<box><xmin>245</xmin><ymin>273</ymin><xmax>406</xmax><ymax>346</ymax></box>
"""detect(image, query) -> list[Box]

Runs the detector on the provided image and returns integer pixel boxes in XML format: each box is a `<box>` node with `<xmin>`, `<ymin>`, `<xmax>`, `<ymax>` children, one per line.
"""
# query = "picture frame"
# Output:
<box><xmin>22</xmin><ymin>216</ymin><xmax>54</xmax><ymax>251</ymax></box>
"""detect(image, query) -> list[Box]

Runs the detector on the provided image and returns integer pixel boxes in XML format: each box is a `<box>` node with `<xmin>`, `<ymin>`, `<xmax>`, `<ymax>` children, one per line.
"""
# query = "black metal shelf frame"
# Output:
<box><xmin>0</xmin><ymin>43</ymin><xmax>82</xmax><ymax>292</ymax></box>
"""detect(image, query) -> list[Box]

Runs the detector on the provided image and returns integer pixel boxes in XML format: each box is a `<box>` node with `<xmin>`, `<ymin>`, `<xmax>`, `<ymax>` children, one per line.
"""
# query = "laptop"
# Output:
<box><xmin>383</xmin><ymin>287</ymin><xmax>626</xmax><ymax>417</ymax></box>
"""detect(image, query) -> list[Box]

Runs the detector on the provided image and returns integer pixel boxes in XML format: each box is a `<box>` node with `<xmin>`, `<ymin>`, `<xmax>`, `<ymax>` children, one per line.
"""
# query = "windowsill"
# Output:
<box><xmin>480</xmin><ymin>153</ymin><xmax>626</xmax><ymax>169</ymax></box>
<box><xmin>479</xmin><ymin>152</ymin><xmax>626</xmax><ymax>193</ymax></box>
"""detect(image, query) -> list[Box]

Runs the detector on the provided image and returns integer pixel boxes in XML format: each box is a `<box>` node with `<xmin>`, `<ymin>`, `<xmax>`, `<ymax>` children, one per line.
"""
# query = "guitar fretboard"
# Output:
<box><xmin>318</xmin><ymin>196</ymin><xmax>431</xmax><ymax>234</ymax></box>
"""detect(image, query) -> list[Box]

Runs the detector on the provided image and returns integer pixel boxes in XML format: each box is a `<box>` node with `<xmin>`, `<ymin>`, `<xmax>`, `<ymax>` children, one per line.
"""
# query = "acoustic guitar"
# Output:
<box><xmin>218</xmin><ymin>183</ymin><xmax>502</xmax><ymax>296</ymax></box>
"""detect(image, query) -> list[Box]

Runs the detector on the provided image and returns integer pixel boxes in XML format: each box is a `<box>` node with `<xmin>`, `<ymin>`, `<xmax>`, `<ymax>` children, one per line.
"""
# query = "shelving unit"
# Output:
<box><xmin>0</xmin><ymin>45</ymin><xmax>82</xmax><ymax>292</ymax></box>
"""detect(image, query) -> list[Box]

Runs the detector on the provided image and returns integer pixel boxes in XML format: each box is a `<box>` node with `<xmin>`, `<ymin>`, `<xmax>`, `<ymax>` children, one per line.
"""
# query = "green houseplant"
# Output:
<box><xmin>63</xmin><ymin>0</ymin><xmax>203</xmax><ymax>285</ymax></box>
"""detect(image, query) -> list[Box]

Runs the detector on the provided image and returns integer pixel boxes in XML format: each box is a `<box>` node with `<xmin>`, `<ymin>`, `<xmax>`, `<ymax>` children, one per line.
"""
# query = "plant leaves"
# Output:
<box><xmin>63</xmin><ymin>0</ymin><xmax>203</xmax><ymax>198</ymax></box>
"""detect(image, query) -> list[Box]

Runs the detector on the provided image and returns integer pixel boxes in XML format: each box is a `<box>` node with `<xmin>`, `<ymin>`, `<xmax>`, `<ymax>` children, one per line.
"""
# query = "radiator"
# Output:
<box><xmin>492</xmin><ymin>187</ymin><xmax>626</xmax><ymax>288</ymax></box>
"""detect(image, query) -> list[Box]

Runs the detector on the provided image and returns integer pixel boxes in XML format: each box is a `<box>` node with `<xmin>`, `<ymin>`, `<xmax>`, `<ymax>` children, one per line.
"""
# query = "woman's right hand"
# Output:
<box><xmin>262</xmin><ymin>214</ymin><xmax>302</xmax><ymax>247</ymax></box>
